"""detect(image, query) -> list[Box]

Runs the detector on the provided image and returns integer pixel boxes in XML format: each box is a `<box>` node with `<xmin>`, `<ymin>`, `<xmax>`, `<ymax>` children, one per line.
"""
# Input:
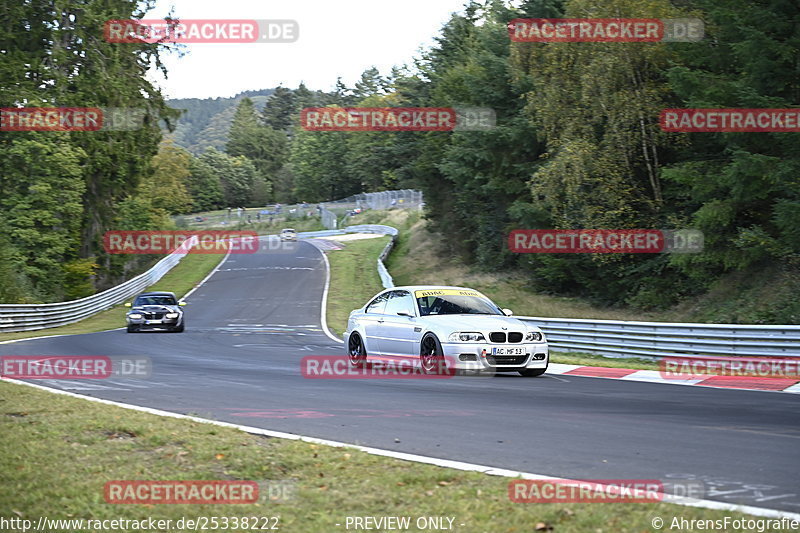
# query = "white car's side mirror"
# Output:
<box><xmin>502</xmin><ymin>308</ymin><xmax>513</xmax><ymax>316</ymax></box>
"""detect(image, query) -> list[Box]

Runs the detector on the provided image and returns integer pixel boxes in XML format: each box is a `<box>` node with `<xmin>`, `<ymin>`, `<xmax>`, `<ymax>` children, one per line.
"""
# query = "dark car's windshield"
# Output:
<box><xmin>415</xmin><ymin>289</ymin><xmax>502</xmax><ymax>316</ymax></box>
<box><xmin>134</xmin><ymin>295</ymin><xmax>177</xmax><ymax>306</ymax></box>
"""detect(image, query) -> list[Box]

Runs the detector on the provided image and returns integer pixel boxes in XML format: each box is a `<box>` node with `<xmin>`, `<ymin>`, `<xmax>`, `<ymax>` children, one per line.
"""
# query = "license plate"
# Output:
<box><xmin>145</xmin><ymin>320</ymin><xmax>162</xmax><ymax>324</ymax></box>
<box><xmin>492</xmin><ymin>347</ymin><xmax>525</xmax><ymax>355</ymax></box>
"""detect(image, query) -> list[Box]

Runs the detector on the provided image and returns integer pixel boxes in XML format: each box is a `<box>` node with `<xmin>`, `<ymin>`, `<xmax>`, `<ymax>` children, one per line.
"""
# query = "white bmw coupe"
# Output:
<box><xmin>344</xmin><ymin>286</ymin><xmax>548</xmax><ymax>376</ymax></box>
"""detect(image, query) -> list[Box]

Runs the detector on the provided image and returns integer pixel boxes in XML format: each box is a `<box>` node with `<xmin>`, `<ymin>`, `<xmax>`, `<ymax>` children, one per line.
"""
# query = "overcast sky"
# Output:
<box><xmin>144</xmin><ymin>0</ymin><xmax>470</xmax><ymax>99</ymax></box>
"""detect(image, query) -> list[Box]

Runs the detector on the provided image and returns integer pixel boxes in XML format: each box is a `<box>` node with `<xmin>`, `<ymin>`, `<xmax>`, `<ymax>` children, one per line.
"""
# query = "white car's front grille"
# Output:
<box><xmin>488</xmin><ymin>332</ymin><xmax>523</xmax><ymax>343</ymax></box>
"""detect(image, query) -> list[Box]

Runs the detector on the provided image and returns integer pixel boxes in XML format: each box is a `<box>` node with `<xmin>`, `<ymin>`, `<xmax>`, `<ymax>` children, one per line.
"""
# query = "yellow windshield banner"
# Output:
<box><xmin>414</xmin><ymin>289</ymin><xmax>484</xmax><ymax>298</ymax></box>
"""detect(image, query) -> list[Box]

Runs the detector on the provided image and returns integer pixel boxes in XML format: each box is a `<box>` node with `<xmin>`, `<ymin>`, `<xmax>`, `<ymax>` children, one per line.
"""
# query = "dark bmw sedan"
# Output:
<box><xmin>124</xmin><ymin>291</ymin><xmax>186</xmax><ymax>333</ymax></box>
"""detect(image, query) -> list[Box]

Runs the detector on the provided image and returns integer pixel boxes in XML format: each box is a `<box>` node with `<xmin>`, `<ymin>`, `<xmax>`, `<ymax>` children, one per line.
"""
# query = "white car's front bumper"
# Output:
<box><xmin>440</xmin><ymin>342</ymin><xmax>548</xmax><ymax>371</ymax></box>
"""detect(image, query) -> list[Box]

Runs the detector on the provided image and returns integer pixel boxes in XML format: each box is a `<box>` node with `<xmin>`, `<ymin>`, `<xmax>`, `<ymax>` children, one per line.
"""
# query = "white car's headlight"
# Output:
<box><xmin>525</xmin><ymin>331</ymin><xmax>544</xmax><ymax>342</ymax></box>
<box><xmin>448</xmin><ymin>332</ymin><xmax>486</xmax><ymax>342</ymax></box>
<box><xmin>165</xmin><ymin>312</ymin><xmax>179</xmax><ymax>318</ymax></box>
<box><xmin>128</xmin><ymin>313</ymin><xmax>143</xmax><ymax>319</ymax></box>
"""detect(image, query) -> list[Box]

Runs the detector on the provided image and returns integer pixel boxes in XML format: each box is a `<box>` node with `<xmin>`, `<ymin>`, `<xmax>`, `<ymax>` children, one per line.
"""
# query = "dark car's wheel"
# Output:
<box><xmin>126</xmin><ymin>324</ymin><xmax>138</xmax><ymax>333</ymax></box>
<box><xmin>519</xmin><ymin>366</ymin><xmax>547</xmax><ymax>377</ymax></box>
<box><xmin>420</xmin><ymin>334</ymin><xmax>447</xmax><ymax>374</ymax></box>
<box><xmin>348</xmin><ymin>333</ymin><xmax>367</xmax><ymax>367</ymax></box>
<box><xmin>172</xmin><ymin>320</ymin><xmax>185</xmax><ymax>333</ymax></box>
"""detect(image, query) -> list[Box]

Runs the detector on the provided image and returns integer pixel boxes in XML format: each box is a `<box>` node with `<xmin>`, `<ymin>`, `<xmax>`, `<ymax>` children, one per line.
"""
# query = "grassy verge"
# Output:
<box><xmin>0</xmin><ymin>253</ymin><xmax>224</xmax><ymax>344</ymax></box>
<box><xmin>551</xmin><ymin>352</ymin><xmax>661</xmax><ymax>371</ymax></box>
<box><xmin>0</xmin><ymin>380</ymin><xmax>779</xmax><ymax>532</ymax></box>
<box><xmin>324</xmin><ymin>236</ymin><xmax>390</xmax><ymax>337</ymax></box>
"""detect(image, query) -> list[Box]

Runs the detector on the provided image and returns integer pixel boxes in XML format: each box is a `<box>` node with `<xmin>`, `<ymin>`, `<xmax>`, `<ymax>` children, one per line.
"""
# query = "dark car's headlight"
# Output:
<box><xmin>128</xmin><ymin>313</ymin><xmax>142</xmax><ymax>319</ymax></box>
<box><xmin>448</xmin><ymin>332</ymin><xmax>486</xmax><ymax>342</ymax></box>
<box><xmin>165</xmin><ymin>312</ymin><xmax>179</xmax><ymax>319</ymax></box>
<box><xmin>525</xmin><ymin>331</ymin><xmax>544</xmax><ymax>342</ymax></box>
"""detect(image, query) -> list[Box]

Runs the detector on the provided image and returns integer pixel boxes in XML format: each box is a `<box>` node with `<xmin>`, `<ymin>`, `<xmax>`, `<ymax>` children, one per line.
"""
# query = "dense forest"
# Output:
<box><xmin>1</xmin><ymin>0</ymin><xmax>798</xmax><ymax>321</ymax></box>
<box><xmin>165</xmin><ymin>89</ymin><xmax>275</xmax><ymax>154</ymax></box>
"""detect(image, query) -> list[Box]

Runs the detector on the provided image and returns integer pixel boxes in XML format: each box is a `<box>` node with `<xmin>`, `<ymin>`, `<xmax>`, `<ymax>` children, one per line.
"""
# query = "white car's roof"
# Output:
<box><xmin>386</xmin><ymin>285</ymin><xmax>482</xmax><ymax>293</ymax></box>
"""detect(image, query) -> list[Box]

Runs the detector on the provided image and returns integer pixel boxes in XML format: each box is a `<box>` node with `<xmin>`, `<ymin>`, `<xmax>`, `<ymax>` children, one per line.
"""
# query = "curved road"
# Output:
<box><xmin>3</xmin><ymin>237</ymin><xmax>799</xmax><ymax>514</ymax></box>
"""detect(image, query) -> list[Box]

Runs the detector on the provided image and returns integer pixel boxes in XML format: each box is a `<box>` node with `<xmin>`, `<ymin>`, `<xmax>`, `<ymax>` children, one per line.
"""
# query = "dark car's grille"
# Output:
<box><xmin>144</xmin><ymin>312</ymin><xmax>165</xmax><ymax>319</ymax></box>
<box><xmin>486</xmin><ymin>355</ymin><xmax>528</xmax><ymax>366</ymax></box>
<box><xmin>489</xmin><ymin>332</ymin><xmax>506</xmax><ymax>343</ymax></box>
<box><xmin>489</xmin><ymin>332</ymin><xmax>524</xmax><ymax>343</ymax></box>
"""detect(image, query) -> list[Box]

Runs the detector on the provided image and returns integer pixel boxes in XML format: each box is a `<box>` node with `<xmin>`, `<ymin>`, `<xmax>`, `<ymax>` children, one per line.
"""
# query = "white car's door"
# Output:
<box><xmin>378</xmin><ymin>290</ymin><xmax>419</xmax><ymax>358</ymax></box>
<box><xmin>361</xmin><ymin>292</ymin><xmax>389</xmax><ymax>355</ymax></box>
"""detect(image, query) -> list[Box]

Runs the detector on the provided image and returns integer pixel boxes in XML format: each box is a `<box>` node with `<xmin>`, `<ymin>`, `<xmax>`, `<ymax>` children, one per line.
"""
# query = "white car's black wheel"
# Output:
<box><xmin>348</xmin><ymin>333</ymin><xmax>367</xmax><ymax>367</ymax></box>
<box><xmin>420</xmin><ymin>334</ymin><xmax>447</xmax><ymax>374</ymax></box>
<box><xmin>126</xmin><ymin>324</ymin><xmax>138</xmax><ymax>333</ymax></box>
<box><xmin>172</xmin><ymin>321</ymin><xmax>185</xmax><ymax>333</ymax></box>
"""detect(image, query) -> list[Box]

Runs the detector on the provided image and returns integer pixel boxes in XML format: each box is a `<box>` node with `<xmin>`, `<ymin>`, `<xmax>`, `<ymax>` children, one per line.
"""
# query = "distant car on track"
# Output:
<box><xmin>124</xmin><ymin>291</ymin><xmax>186</xmax><ymax>333</ymax></box>
<box><xmin>280</xmin><ymin>228</ymin><xmax>298</xmax><ymax>241</ymax></box>
<box><xmin>344</xmin><ymin>286</ymin><xmax>548</xmax><ymax>376</ymax></box>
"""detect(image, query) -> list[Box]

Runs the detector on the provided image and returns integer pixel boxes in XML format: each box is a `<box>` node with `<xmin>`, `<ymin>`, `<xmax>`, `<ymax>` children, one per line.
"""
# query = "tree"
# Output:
<box><xmin>262</xmin><ymin>86</ymin><xmax>297</xmax><ymax>131</ymax></box>
<box><xmin>136</xmin><ymin>142</ymin><xmax>193</xmax><ymax>214</ymax></box>
<box><xmin>0</xmin><ymin>0</ymin><xmax>179</xmax><ymax>296</ymax></box>
<box><xmin>226</xmin><ymin>98</ymin><xmax>286</xmax><ymax>200</ymax></box>
<box><xmin>199</xmin><ymin>149</ymin><xmax>258</xmax><ymax>207</ymax></box>
<box><xmin>186</xmin><ymin>156</ymin><xmax>224</xmax><ymax>211</ymax></box>
<box><xmin>353</xmin><ymin>67</ymin><xmax>388</xmax><ymax>99</ymax></box>
<box><xmin>0</xmin><ymin>135</ymin><xmax>87</xmax><ymax>299</ymax></box>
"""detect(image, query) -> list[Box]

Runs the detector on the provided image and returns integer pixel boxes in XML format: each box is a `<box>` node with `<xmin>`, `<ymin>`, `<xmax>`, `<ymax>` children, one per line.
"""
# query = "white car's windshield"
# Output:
<box><xmin>135</xmin><ymin>296</ymin><xmax>177</xmax><ymax>306</ymax></box>
<box><xmin>416</xmin><ymin>294</ymin><xmax>503</xmax><ymax>316</ymax></box>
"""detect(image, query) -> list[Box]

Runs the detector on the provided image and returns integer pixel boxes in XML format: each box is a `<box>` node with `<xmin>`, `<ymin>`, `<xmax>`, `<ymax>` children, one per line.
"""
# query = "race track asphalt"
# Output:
<box><xmin>3</xmin><ymin>237</ymin><xmax>799</xmax><ymax>513</ymax></box>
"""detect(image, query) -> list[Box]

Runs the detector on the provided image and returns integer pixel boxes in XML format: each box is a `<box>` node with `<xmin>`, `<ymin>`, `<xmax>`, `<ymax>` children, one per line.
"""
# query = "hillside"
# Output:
<box><xmin>165</xmin><ymin>89</ymin><xmax>274</xmax><ymax>154</ymax></box>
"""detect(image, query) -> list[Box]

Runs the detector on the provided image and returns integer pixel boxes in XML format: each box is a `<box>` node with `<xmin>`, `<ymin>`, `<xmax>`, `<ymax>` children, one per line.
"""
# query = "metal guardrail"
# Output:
<box><xmin>0</xmin><ymin>237</ymin><xmax>199</xmax><ymax>333</ymax></box>
<box><xmin>345</xmin><ymin>225</ymin><xmax>398</xmax><ymax>289</ymax></box>
<box><xmin>514</xmin><ymin>316</ymin><xmax>800</xmax><ymax>359</ymax></box>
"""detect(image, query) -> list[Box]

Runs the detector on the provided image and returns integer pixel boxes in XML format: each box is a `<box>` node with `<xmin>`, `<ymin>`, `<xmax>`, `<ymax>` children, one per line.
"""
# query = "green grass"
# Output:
<box><xmin>324</xmin><ymin>236</ymin><xmax>390</xmax><ymax>337</ymax></box>
<box><xmin>249</xmin><ymin>217</ymin><xmax>326</xmax><ymax>235</ymax></box>
<box><xmin>551</xmin><ymin>351</ymin><xmax>661</xmax><ymax>371</ymax></box>
<box><xmin>1</xmin><ymin>380</ymin><xmax>782</xmax><ymax>533</ymax></box>
<box><xmin>0</xmin><ymin>253</ymin><xmax>224</xmax><ymax>344</ymax></box>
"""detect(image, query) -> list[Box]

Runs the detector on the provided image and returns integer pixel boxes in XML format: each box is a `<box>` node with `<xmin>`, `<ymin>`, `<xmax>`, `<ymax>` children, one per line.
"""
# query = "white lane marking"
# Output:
<box><xmin>619</xmin><ymin>369</ymin><xmax>704</xmax><ymax>386</ymax></box>
<box><xmin>0</xmin><ymin>328</ymin><xmax>126</xmax><ymax>345</ymax></box>
<box><xmin>226</xmin><ymin>324</ymin><xmax>318</xmax><ymax>328</ymax></box>
<box><xmin>218</xmin><ymin>266</ymin><xmax>314</xmax><ymax>272</ymax></box>
<box><xmin>36</xmin><ymin>380</ymin><xmax>130</xmax><ymax>391</ymax></box>
<box><xmin>783</xmin><ymin>383</ymin><xmax>800</xmax><ymax>394</ymax></box>
<box><xmin>316</xmin><ymin>245</ymin><xmax>344</xmax><ymax>344</ymax></box>
<box><xmin>5</xmin><ymin>378</ymin><xmax>799</xmax><ymax>521</ymax></box>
